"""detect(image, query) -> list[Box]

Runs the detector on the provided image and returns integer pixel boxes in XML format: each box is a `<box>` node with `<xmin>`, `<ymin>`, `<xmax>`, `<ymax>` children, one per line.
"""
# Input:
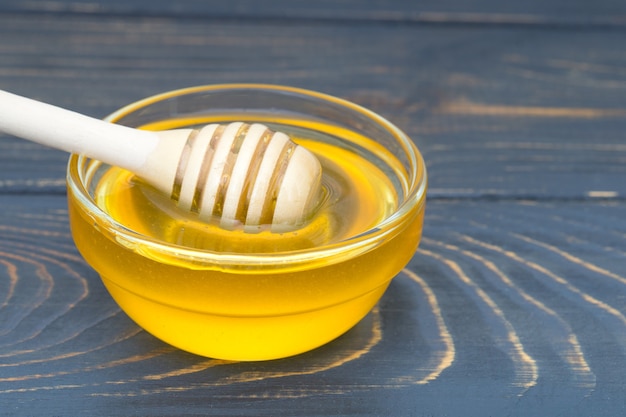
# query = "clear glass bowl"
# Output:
<box><xmin>66</xmin><ymin>84</ymin><xmax>427</xmax><ymax>360</ymax></box>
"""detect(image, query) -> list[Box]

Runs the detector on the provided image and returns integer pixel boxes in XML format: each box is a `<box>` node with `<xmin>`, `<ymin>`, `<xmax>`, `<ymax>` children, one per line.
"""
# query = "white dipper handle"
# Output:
<box><xmin>0</xmin><ymin>90</ymin><xmax>160</xmax><ymax>171</ymax></box>
<box><xmin>0</xmin><ymin>90</ymin><xmax>322</xmax><ymax>232</ymax></box>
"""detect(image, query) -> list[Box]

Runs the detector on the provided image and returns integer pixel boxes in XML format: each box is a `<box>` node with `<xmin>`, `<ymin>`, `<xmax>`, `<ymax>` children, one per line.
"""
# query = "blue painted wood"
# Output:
<box><xmin>1</xmin><ymin>13</ymin><xmax>626</xmax><ymax>199</ymax></box>
<box><xmin>0</xmin><ymin>198</ymin><xmax>624</xmax><ymax>415</ymax></box>
<box><xmin>1</xmin><ymin>0</ymin><xmax>625</xmax><ymax>26</ymax></box>
<box><xmin>0</xmin><ymin>2</ymin><xmax>625</xmax><ymax>416</ymax></box>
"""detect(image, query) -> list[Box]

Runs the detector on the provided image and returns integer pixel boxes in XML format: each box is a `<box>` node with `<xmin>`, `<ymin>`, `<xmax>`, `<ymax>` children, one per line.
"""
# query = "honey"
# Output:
<box><xmin>67</xmin><ymin>91</ymin><xmax>426</xmax><ymax>361</ymax></box>
<box><xmin>93</xmin><ymin>119</ymin><xmax>399</xmax><ymax>254</ymax></box>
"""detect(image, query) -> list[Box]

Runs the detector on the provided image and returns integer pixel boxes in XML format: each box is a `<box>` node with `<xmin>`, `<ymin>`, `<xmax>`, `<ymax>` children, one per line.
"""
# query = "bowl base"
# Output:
<box><xmin>101</xmin><ymin>276</ymin><xmax>390</xmax><ymax>361</ymax></box>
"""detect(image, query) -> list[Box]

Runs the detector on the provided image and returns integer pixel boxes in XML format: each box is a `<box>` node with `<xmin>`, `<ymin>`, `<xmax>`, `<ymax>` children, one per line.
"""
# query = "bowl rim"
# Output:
<box><xmin>67</xmin><ymin>83</ymin><xmax>427</xmax><ymax>269</ymax></box>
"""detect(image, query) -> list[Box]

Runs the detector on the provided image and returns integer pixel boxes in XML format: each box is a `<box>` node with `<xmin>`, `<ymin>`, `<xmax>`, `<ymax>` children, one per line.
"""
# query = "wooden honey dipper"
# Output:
<box><xmin>0</xmin><ymin>90</ymin><xmax>322</xmax><ymax>232</ymax></box>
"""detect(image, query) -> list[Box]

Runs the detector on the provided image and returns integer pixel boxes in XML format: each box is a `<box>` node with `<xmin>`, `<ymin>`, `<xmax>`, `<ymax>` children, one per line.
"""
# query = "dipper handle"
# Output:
<box><xmin>0</xmin><ymin>90</ymin><xmax>159</xmax><ymax>172</ymax></box>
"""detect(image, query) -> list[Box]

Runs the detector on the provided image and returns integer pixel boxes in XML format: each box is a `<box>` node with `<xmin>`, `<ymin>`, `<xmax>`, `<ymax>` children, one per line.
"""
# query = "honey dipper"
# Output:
<box><xmin>0</xmin><ymin>90</ymin><xmax>322</xmax><ymax>232</ymax></box>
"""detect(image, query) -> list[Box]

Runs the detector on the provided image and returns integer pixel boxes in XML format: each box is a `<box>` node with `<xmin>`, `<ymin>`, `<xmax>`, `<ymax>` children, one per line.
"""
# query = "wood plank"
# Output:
<box><xmin>2</xmin><ymin>2</ymin><xmax>625</xmax><ymax>416</ymax></box>
<box><xmin>1</xmin><ymin>14</ymin><xmax>626</xmax><ymax>198</ymax></box>
<box><xmin>0</xmin><ymin>196</ymin><xmax>624</xmax><ymax>415</ymax></box>
<box><xmin>1</xmin><ymin>0</ymin><xmax>625</xmax><ymax>26</ymax></box>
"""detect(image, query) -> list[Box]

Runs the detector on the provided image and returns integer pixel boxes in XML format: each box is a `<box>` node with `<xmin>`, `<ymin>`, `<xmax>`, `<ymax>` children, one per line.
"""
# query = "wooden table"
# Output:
<box><xmin>1</xmin><ymin>1</ymin><xmax>625</xmax><ymax>415</ymax></box>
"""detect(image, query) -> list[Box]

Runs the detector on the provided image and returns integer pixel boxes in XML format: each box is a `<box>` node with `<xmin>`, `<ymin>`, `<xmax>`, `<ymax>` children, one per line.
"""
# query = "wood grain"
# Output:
<box><xmin>1</xmin><ymin>14</ymin><xmax>626</xmax><ymax>198</ymax></box>
<box><xmin>0</xmin><ymin>1</ymin><xmax>625</xmax><ymax>416</ymax></box>
<box><xmin>1</xmin><ymin>0</ymin><xmax>625</xmax><ymax>26</ymax></box>
<box><xmin>1</xmin><ymin>198</ymin><xmax>624</xmax><ymax>415</ymax></box>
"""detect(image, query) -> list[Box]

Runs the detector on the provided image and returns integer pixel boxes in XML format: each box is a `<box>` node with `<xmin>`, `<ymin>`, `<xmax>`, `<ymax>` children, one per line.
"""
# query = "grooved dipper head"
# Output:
<box><xmin>160</xmin><ymin>122</ymin><xmax>323</xmax><ymax>232</ymax></box>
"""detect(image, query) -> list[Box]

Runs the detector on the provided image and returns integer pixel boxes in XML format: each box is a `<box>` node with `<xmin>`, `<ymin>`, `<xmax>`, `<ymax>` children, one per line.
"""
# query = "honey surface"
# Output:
<box><xmin>93</xmin><ymin>120</ymin><xmax>400</xmax><ymax>253</ymax></box>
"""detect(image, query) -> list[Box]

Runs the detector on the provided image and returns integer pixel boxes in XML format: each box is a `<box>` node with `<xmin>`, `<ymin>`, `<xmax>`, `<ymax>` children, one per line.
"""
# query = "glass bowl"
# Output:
<box><xmin>66</xmin><ymin>84</ymin><xmax>427</xmax><ymax>361</ymax></box>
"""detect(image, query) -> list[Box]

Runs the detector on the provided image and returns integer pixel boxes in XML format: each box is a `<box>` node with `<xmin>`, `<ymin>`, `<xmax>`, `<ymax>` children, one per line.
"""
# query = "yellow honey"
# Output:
<box><xmin>67</xmin><ymin>100</ymin><xmax>426</xmax><ymax>361</ymax></box>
